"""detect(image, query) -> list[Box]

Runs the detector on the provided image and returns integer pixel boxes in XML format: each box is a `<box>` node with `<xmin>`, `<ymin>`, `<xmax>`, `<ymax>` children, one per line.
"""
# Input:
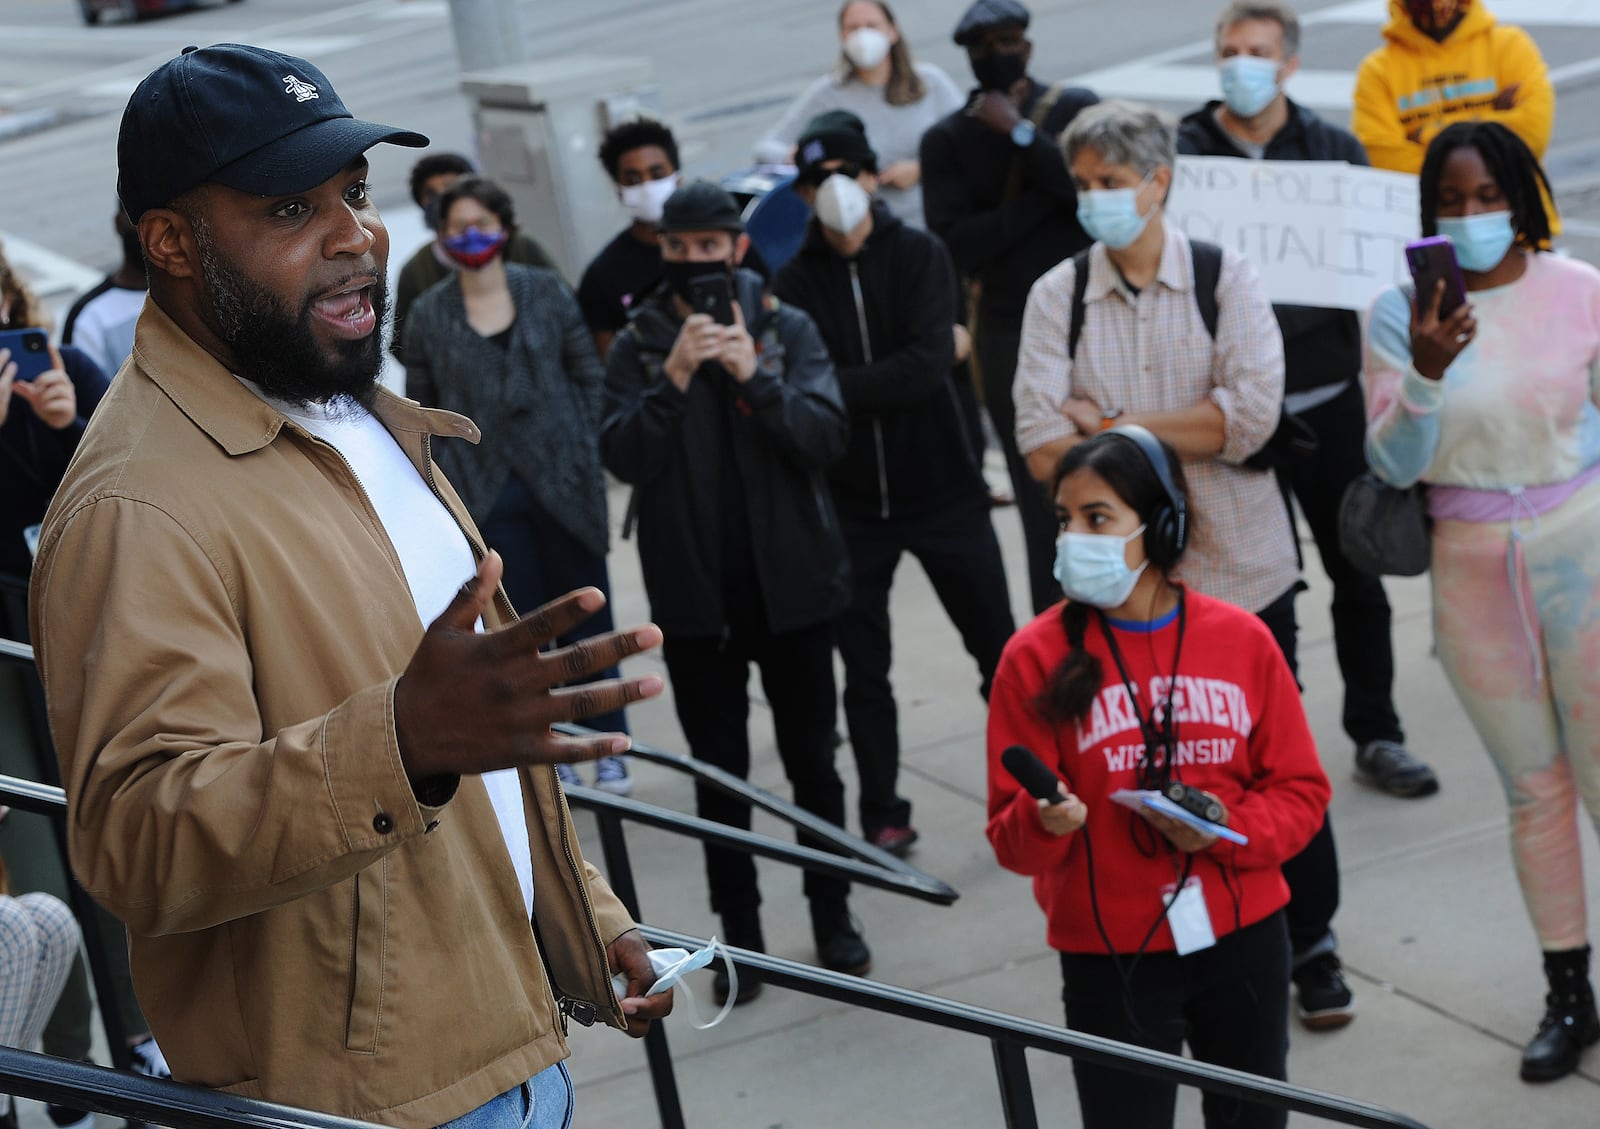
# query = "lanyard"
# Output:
<box><xmin>1095</xmin><ymin>590</ymin><xmax>1187</xmax><ymax>792</ymax></box>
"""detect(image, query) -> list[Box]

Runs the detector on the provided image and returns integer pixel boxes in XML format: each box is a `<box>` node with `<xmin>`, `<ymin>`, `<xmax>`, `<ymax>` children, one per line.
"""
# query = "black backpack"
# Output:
<box><xmin>1067</xmin><ymin>240</ymin><xmax>1221</xmax><ymax>361</ymax></box>
<box><xmin>1065</xmin><ymin>239</ymin><xmax>1314</xmax><ymax>471</ymax></box>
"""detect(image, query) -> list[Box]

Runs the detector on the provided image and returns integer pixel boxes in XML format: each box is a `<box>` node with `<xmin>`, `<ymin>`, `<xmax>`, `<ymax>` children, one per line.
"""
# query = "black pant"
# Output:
<box><xmin>838</xmin><ymin>495</ymin><xmax>1016</xmax><ymax>834</ymax></box>
<box><xmin>976</xmin><ymin>315</ymin><xmax>1060</xmax><ymax>615</ymax></box>
<box><xmin>1255</xmin><ymin>586</ymin><xmax>1341</xmax><ymax>960</ymax></box>
<box><xmin>1280</xmin><ymin>380</ymin><xmax>1404</xmax><ymax>746</ymax></box>
<box><xmin>1061</xmin><ymin>912</ymin><xmax>1291</xmax><ymax>1129</ymax></box>
<box><xmin>480</xmin><ymin>476</ymin><xmax>627</xmax><ymax>735</ymax></box>
<box><xmin>663</xmin><ymin>621</ymin><xmax>848</xmax><ymax>916</ymax></box>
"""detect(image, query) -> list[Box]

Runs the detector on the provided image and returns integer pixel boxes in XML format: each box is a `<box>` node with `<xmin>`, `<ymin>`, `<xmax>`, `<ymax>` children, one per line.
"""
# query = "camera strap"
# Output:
<box><xmin>1095</xmin><ymin>591</ymin><xmax>1187</xmax><ymax>792</ymax></box>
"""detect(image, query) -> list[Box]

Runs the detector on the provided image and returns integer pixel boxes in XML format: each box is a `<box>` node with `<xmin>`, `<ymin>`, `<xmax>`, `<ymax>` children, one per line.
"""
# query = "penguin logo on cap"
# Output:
<box><xmin>282</xmin><ymin>74</ymin><xmax>320</xmax><ymax>103</ymax></box>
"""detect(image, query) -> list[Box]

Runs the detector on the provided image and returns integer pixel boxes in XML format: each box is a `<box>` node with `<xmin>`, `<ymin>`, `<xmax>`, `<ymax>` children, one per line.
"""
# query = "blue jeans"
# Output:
<box><xmin>435</xmin><ymin>1064</ymin><xmax>573</xmax><ymax>1129</ymax></box>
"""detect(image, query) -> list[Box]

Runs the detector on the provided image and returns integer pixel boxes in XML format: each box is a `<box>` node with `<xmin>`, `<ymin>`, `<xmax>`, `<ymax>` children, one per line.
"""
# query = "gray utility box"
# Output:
<box><xmin>462</xmin><ymin>56</ymin><xmax>660</xmax><ymax>283</ymax></box>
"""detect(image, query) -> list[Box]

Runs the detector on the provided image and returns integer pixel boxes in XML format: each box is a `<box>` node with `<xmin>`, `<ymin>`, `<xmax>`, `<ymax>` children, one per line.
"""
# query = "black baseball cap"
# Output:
<box><xmin>117</xmin><ymin>44</ymin><xmax>428</xmax><ymax>222</ymax></box>
<box><xmin>658</xmin><ymin>180</ymin><xmax>745</xmax><ymax>234</ymax></box>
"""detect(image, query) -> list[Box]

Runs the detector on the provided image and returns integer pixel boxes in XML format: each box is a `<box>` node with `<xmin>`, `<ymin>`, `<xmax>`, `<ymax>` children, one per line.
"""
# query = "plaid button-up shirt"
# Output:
<box><xmin>1014</xmin><ymin>225</ymin><xmax>1299</xmax><ymax>615</ymax></box>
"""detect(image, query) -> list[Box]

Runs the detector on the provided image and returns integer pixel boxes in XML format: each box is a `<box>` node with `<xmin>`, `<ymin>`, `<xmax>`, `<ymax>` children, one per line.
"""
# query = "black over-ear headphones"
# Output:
<box><xmin>1102</xmin><ymin>424</ymin><xmax>1187</xmax><ymax>569</ymax></box>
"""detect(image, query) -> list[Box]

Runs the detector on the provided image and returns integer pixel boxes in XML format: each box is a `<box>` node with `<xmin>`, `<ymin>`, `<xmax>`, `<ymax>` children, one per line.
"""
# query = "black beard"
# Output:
<box><xmin>194</xmin><ymin>229</ymin><xmax>385</xmax><ymax>411</ymax></box>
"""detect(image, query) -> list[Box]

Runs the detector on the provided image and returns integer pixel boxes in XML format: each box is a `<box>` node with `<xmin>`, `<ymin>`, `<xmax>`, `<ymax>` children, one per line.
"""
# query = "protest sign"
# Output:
<box><xmin>1169</xmin><ymin>156</ymin><xmax>1420</xmax><ymax>311</ymax></box>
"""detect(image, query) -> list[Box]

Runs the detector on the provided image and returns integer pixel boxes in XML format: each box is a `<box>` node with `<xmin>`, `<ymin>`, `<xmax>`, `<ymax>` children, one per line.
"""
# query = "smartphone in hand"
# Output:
<box><xmin>688</xmin><ymin>273</ymin><xmax>737</xmax><ymax>327</ymax></box>
<box><xmin>1405</xmin><ymin>237</ymin><xmax>1467</xmax><ymax>320</ymax></box>
<box><xmin>0</xmin><ymin>327</ymin><xmax>52</xmax><ymax>383</ymax></box>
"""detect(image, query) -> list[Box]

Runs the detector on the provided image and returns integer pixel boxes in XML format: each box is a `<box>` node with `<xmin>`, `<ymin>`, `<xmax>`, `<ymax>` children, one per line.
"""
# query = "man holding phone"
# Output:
<box><xmin>602</xmin><ymin>180</ymin><xmax>871</xmax><ymax>1004</ymax></box>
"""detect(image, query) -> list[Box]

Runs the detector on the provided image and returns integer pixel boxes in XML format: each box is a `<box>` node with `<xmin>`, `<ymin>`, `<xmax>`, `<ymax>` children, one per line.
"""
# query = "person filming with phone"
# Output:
<box><xmin>602</xmin><ymin>180</ymin><xmax>869</xmax><ymax>1003</ymax></box>
<box><xmin>1364</xmin><ymin>120</ymin><xmax>1600</xmax><ymax>1085</ymax></box>
<box><xmin>985</xmin><ymin>427</ymin><xmax>1330</xmax><ymax>1129</ymax></box>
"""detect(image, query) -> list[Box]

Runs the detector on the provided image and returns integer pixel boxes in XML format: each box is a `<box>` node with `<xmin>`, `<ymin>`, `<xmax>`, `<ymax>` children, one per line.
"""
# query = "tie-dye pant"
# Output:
<box><xmin>1432</xmin><ymin>478</ymin><xmax>1600</xmax><ymax>951</ymax></box>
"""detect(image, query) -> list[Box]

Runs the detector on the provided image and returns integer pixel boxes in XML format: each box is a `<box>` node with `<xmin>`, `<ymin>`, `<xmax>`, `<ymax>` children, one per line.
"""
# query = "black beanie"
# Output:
<box><xmin>796</xmin><ymin>110</ymin><xmax>879</xmax><ymax>176</ymax></box>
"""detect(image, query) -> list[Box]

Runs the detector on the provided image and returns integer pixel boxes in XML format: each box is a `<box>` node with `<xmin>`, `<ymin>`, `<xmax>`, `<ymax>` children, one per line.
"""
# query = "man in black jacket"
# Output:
<box><xmin>601</xmin><ymin>180</ymin><xmax>867</xmax><ymax>1002</ymax></box>
<box><xmin>775</xmin><ymin>112</ymin><xmax>1015</xmax><ymax>858</ymax></box>
<box><xmin>1178</xmin><ymin>0</ymin><xmax>1438</xmax><ymax>1028</ymax></box>
<box><xmin>921</xmin><ymin>0</ymin><xmax>1098</xmax><ymax>615</ymax></box>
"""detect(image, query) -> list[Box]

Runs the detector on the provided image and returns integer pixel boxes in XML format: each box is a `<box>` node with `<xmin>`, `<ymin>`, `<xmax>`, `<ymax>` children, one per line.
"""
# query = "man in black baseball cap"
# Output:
<box><xmin>601</xmin><ymin>177</ymin><xmax>867</xmax><ymax>1005</ymax></box>
<box><xmin>33</xmin><ymin>43</ymin><xmax>672</xmax><ymax>1128</ymax></box>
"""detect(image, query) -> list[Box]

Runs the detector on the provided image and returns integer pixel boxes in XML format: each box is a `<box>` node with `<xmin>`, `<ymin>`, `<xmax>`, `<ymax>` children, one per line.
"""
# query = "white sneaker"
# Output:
<box><xmin>593</xmin><ymin>756</ymin><xmax>633</xmax><ymax>796</ymax></box>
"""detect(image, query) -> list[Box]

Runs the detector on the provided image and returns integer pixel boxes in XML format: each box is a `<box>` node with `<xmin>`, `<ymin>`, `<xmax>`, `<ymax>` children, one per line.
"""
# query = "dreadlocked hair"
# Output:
<box><xmin>1420</xmin><ymin>121</ymin><xmax>1553</xmax><ymax>253</ymax></box>
<box><xmin>1034</xmin><ymin>432</ymin><xmax>1190</xmax><ymax>724</ymax></box>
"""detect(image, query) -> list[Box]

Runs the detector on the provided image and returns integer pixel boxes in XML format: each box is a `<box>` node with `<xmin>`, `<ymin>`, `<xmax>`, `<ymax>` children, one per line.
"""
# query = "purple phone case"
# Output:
<box><xmin>1405</xmin><ymin>236</ymin><xmax>1467</xmax><ymax>317</ymax></box>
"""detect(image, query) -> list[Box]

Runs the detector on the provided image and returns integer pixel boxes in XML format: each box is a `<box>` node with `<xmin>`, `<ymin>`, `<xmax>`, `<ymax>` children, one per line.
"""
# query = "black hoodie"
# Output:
<box><xmin>1177</xmin><ymin>98</ymin><xmax>1368</xmax><ymax>399</ymax></box>
<box><xmin>774</xmin><ymin>203</ymin><xmax>986</xmax><ymax>521</ymax></box>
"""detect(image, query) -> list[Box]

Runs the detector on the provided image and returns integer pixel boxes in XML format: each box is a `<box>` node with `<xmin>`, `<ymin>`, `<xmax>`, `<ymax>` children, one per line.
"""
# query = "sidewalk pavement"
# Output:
<box><xmin>558</xmin><ymin>465</ymin><xmax>1600</xmax><ymax>1128</ymax></box>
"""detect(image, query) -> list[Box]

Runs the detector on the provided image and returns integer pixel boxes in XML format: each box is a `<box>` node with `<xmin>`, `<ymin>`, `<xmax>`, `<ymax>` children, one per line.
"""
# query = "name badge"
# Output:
<box><xmin>1162</xmin><ymin>876</ymin><xmax>1216</xmax><ymax>956</ymax></box>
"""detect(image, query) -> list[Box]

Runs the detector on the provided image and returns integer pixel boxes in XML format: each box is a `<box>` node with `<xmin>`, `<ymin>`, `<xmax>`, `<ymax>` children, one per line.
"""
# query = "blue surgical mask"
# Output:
<box><xmin>1053</xmin><ymin>524</ymin><xmax>1149</xmax><ymax>608</ymax></box>
<box><xmin>1437</xmin><ymin>211</ymin><xmax>1516</xmax><ymax>273</ymax></box>
<box><xmin>1219</xmin><ymin>55</ymin><xmax>1281</xmax><ymax>119</ymax></box>
<box><xmin>1076</xmin><ymin>174</ymin><xmax>1156</xmax><ymax>251</ymax></box>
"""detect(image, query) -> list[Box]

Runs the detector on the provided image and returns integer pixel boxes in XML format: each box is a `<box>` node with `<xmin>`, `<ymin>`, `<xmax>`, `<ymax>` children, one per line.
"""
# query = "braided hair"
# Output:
<box><xmin>1420</xmin><ymin>121</ymin><xmax>1553</xmax><ymax>252</ymax></box>
<box><xmin>1035</xmin><ymin>434</ymin><xmax>1191</xmax><ymax>724</ymax></box>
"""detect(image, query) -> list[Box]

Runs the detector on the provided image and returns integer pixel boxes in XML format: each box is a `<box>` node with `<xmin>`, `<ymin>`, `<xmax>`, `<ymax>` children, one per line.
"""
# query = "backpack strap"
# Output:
<box><xmin>1069</xmin><ymin>239</ymin><xmax>1222</xmax><ymax>362</ymax></box>
<box><xmin>1067</xmin><ymin>248</ymin><xmax>1092</xmax><ymax>362</ymax></box>
<box><xmin>1189</xmin><ymin>239</ymin><xmax>1222</xmax><ymax>341</ymax></box>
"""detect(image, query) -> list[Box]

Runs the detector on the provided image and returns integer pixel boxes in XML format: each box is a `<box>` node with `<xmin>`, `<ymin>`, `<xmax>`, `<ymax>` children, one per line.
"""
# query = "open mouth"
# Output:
<box><xmin>309</xmin><ymin>277</ymin><xmax>379</xmax><ymax>341</ymax></box>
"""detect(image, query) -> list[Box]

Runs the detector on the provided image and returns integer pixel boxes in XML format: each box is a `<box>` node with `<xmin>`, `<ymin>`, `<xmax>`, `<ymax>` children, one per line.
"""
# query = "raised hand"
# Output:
<box><xmin>393</xmin><ymin>550</ymin><xmax>664</xmax><ymax>785</ymax></box>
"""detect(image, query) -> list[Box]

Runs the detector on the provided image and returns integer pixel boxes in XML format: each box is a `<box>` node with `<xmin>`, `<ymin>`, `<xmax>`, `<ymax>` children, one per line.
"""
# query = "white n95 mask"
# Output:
<box><xmin>843</xmin><ymin>27</ymin><xmax>892</xmax><ymax>70</ymax></box>
<box><xmin>619</xmin><ymin>173</ymin><xmax>680</xmax><ymax>225</ymax></box>
<box><xmin>815</xmin><ymin>173</ymin><xmax>871</xmax><ymax>235</ymax></box>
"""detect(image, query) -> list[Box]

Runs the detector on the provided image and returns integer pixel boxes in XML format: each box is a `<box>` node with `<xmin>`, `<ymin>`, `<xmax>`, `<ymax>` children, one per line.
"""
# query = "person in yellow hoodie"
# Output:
<box><xmin>1354</xmin><ymin>0</ymin><xmax>1553</xmax><ymax>175</ymax></box>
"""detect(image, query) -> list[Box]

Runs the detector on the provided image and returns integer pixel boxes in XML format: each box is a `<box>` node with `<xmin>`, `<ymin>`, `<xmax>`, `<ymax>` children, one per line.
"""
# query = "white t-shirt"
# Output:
<box><xmin>67</xmin><ymin>285</ymin><xmax>144</xmax><ymax>379</ymax></box>
<box><xmin>241</xmin><ymin>382</ymin><xmax>536</xmax><ymax>920</ymax></box>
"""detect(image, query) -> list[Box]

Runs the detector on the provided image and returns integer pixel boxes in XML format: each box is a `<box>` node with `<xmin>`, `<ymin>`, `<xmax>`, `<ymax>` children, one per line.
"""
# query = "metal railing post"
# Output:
<box><xmin>992</xmin><ymin>1040</ymin><xmax>1039</xmax><ymax>1129</ymax></box>
<box><xmin>594</xmin><ymin>809</ymin><xmax>687</xmax><ymax>1129</ymax></box>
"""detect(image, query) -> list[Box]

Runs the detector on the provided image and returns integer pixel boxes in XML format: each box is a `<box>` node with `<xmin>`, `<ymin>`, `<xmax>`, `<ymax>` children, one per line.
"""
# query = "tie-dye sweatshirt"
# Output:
<box><xmin>1364</xmin><ymin>252</ymin><xmax>1600</xmax><ymax>491</ymax></box>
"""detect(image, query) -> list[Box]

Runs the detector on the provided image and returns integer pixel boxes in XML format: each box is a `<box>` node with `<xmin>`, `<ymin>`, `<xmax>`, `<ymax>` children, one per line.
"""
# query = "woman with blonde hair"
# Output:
<box><xmin>754</xmin><ymin>1</ymin><xmax>963</xmax><ymax>228</ymax></box>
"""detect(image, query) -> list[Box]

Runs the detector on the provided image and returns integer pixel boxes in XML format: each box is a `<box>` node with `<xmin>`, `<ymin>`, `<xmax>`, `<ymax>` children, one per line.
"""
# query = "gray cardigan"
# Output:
<box><xmin>402</xmin><ymin>264</ymin><xmax>609</xmax><ymax>558</ymax></box>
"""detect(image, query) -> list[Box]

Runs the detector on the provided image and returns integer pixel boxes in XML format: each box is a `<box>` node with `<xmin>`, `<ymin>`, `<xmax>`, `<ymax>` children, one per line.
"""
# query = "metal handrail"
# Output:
<box><xmin>0</xmin><ymin>642</ymin><xmax>1434</xmax><ymax>1129</ymax></box>
<box><xmin>554</xmin><ymin>721</ymin><xmax>958</xmax><ymax>903</ymax></box>
<box><xmin>0</xmin><ymin>772</ymin><xmax>1435</xmax><ymax>1129</ymax></box>
<box><xmin>0</xmin><ymin>1047</ymin><xmax>386</xmax><ymax>1129</ymax></box>
<box><xmin>637</xmin><ymin>925</ymin><xmax>1432</xmax><ymax>1129</ymax></box>
<box><xmin>562</xmin><ymin>784</ymin><xmax>955</xmax><ymax>904</ymax></box>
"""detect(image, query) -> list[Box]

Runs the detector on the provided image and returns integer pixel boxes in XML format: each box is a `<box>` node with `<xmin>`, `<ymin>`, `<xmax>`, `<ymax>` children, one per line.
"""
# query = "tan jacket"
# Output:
<box><xmin>29</xmin><ymin>301</ymin><xmax>636</xmax><ymax>1129</ymax></box>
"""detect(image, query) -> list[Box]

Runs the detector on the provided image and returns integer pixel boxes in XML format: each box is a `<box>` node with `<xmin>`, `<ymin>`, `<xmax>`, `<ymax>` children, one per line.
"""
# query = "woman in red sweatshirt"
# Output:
<box><xmin>985</xmin><ymin>426</ymin><xmax>1331</xmax><ymax>1129</ymax></box>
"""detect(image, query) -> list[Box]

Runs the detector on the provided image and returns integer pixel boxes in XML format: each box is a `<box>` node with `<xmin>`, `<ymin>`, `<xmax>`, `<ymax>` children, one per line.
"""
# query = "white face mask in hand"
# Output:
<box><xmin>611</xmin><ymin>935</ymin><xmax>737</xmax><ymax>1030</ymax></box>
<box><xmin>815</xmin><ymin>173</ymin><xmax>872</xmax><ymax>235</ymax></box>
<box><xmin>842</xmin><ymin>26</ymin><xmax>892</xmax><ymax>70</ymax></box>
<box><xmin>619</xmin><ymin>173</ymin><xmax>680</xmax><ymax>225</ymax></box>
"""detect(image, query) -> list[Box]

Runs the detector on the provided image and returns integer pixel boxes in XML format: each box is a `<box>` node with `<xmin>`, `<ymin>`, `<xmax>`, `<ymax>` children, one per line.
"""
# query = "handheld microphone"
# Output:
<box><xmin>1001</xmin><ymin>744</ymin><xmax>1068</xmax><ymax>805</ymax></box>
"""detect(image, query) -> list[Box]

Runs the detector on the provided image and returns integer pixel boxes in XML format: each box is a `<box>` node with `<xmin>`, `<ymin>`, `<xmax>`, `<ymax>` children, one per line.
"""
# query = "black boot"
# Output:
<box><xmin>713</xmin><ymin>905</ymin><xmax>765</xmax><ymax>1006</ymax></box>
<box><xmin>810</xmin><ymin>896</ymin><xmax>872</xmax><ymax>976</ymax></box>
<box><xmin>1521</xmin><ymin>945</ymin><xmax>1600</xmax><ymax>1082</ymax></box>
